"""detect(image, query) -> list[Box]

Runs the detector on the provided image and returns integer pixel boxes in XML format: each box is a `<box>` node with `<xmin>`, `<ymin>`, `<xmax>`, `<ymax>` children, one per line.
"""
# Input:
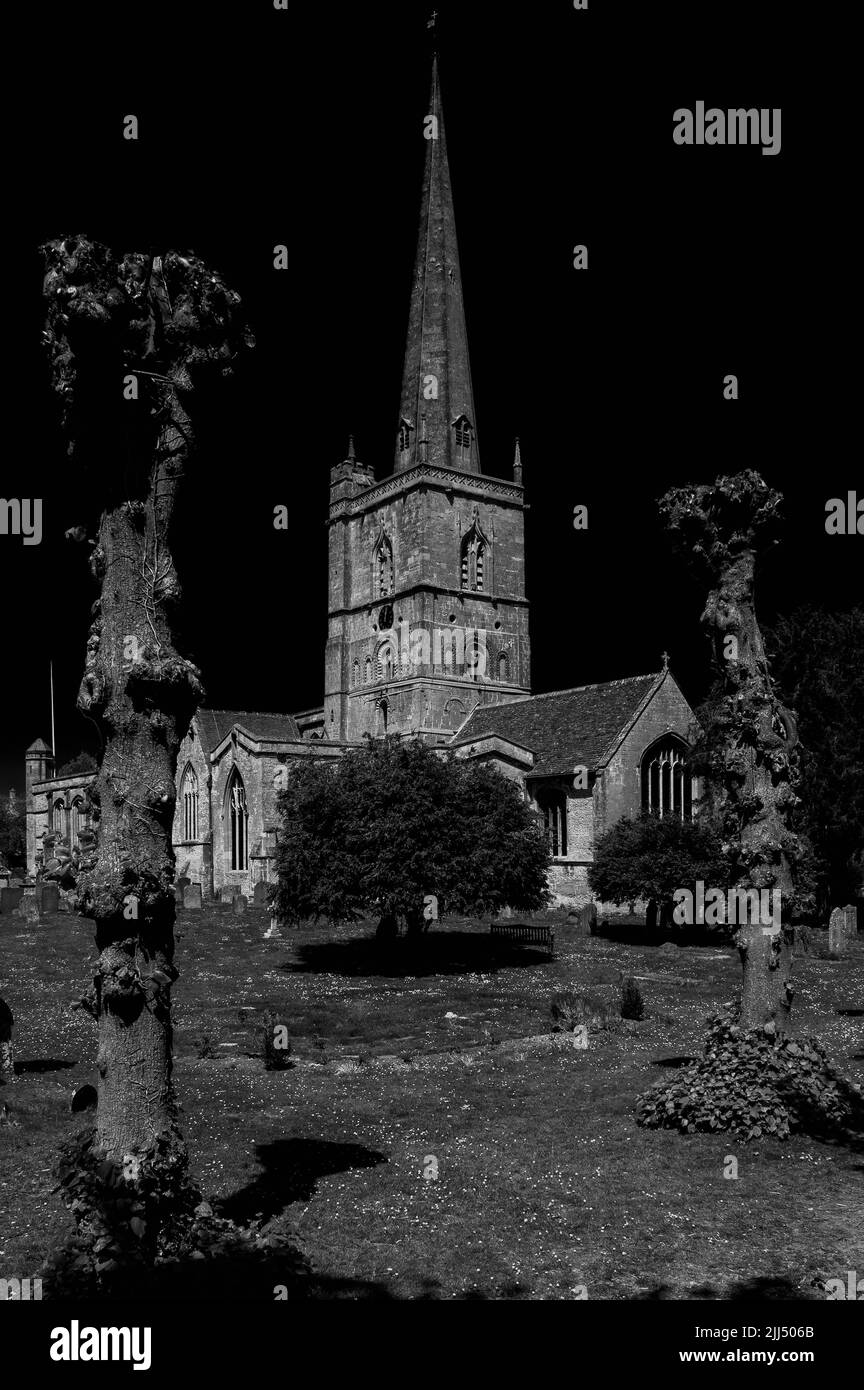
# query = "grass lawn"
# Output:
<box><xmin>1</xmin><ymin>905</ymin><xmax>862</xmax><ymax>1299</ymax></box>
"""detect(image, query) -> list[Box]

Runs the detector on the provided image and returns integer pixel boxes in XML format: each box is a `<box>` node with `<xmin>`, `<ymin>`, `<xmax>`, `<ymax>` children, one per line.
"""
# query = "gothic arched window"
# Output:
<box><xmin>640</xmin><ymin>735</ymin><xmax>693</xmax><ymax>821</ymax></box>
<box><xmin>364</xmin><ymin>656</ymin><xmax>372</xmax><ymax>685</ymax></box>
<box><xmin>227</xmin><ymin>768</ymin><xmax>248</xmax><ymax>872</ymax></box>
<box><xmin>70</xmin><ymin>798</ymin><xmax>84</xmax><ymax>844</ymax></box>
<box><xmin>352</xmin><ymin>660</ymin><xmax>360</xmax><ymax>689</ymax></box>
<box><xmin>181</xmin><ymin>764</ymin><xmax>199</xmax><ymax>842</ymax></box>
<box><xmin>453</xmin><ymin>414</ymin><xmax>473</xmax><ymax>464</ymax></box>
<box><xmin>53</xmin><ymin>800</ymin><xmax>66</xmax><ymax>839</ymax></box>
<box><xmin>498</xmin><ymin>650</ymin><xmax>509</xmax><ymax>682</ymax></box>
<box><xmin>460</xmin><ymin>524</ymin><xmax>487</xmax><ymax>592</ymax></box>
<box><xmin>374</xmin><ymin>534</ymin><xmax>393</xmax><ymax>598</ymax></box>
<box><xmin>536</xmin><ymin>788</ymin><xmax>567</xmax><ymax>858</ymax></box>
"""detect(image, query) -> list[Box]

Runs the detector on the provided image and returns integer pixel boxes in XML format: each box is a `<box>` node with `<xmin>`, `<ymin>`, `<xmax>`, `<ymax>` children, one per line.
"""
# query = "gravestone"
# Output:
<box><xmin>174</xmin><ymin>884</ymin><xmax>185</xmax><ymax>908</ymax></box>
<box><xmin>572</xmin><ymin>902</ymin><xmax>597</xmax><ymax>938</ymax></box>
<box><xmin>0</xmin><ymin>887</ymin><xmax>24</xmax><ymax>915</ymax></box>
<box><xmin>17</xmin><ymin>897</ymin><xmax>40</xmax><ymax>925</ymax></box>
<box><xmin>233</xmin><ymin>894</ymin><xmax>247</xmax><ymax>916</ymax></box>
<box><xmin>829</xmin><ymin>905</ymin><xmax>858</xmax><ymax>955</ymax></box>
<box><xmin>220</xmin><ymin>885</ymin><xmax>241</xmax><ymax>904</ymax></box>
<box><xmin>38</xmin><ymin>883</ymin><xmax>60</xmax><ymax>915</ymax></box>
<box><xmin>0</xmin><ymin>997</ymin><xmax>13</xmax><ymax>1083</ymax></box>
<box><xmin>253</xmin><ymin>881</ymin><xmax>270</xmax><ymax>907</ymax></box>
<box><xmin>183</xmin><ymin>883</ymin><xmax>202</xmax><ymax>911</ymax></box>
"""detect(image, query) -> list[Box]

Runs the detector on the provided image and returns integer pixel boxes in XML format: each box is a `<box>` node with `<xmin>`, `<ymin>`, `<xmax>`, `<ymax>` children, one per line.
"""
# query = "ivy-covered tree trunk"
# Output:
<box><xmin>41</xmin><ymin>236</ymin><xmax>252</xmax><ymax>1262</ymax></box>
<box><xmin>660</xmin><ymin>472</ymin><xmax>802</xmax><ymax>1037</ymax></box>
<box><xmin>81</xmin><ymin>393</ymin><xmax>202</xmax><ymax>1164</ymax></box>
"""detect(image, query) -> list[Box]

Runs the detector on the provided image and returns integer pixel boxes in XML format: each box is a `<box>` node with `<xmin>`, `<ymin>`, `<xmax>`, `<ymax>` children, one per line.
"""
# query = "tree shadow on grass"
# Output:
<box><xmin>66</xmin><ymin>1247</ymin><xmax>396</xmax><ymax>1301</ymax></box>
<box><xmin>15</xmin><ymin>1058</ymin><xmax>76</xmax><ymax>1074</ymax></box>
<box><xmin>48</xmin><ymin>1139</ymin><xmax>393</xmax><ymax>1302</ymax></box>
<box><xmin>217</xmin><ymin>1137</ymin><xmax>388</xmax><ymax>1226</ymax></box>
<box><xmin>285</xmin><ymin>930</ymin><xmax>551</xmax><ymax>978</ymax></box>
<box><xmin>639</xmin><ymin>1275</ymin><xmax>813</xmax><ymax>1300</ymax></box>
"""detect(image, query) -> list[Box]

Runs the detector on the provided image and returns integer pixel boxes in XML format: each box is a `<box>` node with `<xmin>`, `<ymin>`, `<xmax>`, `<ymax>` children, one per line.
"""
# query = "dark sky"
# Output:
<box><xmin>2</xmin><ymin>0</ymin><xmax>857</xmax><ymax>794</ymax></box>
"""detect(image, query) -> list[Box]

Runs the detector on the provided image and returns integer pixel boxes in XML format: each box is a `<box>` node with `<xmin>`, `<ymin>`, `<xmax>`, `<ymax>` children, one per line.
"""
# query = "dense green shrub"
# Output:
<box><xmin>637</xmin><ymin>1003</ymin><xmax>864</xmax><ymax>1141</ymax></box>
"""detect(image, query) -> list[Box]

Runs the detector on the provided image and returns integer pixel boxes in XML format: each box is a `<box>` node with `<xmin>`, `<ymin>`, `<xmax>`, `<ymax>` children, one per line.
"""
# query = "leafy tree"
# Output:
<box><xmin>41</xmin><ymin>233</ymin><xmax>252</xmax><ymax>1277</ymax></box>
<box><xmin>588</xmin><ymin>812</ymin><xmax>731</xmax><ymax>928</ymax></box>
<box><xmin>56</xmin><ymin>751</ymin><xmax>98</xmax><ymax>778</ymax></box>
<box><xmin>271</xmin><ymin>735</ymin><xmax>550</xmax><ymax>935</ymax></box>
<box><xmin>765</xmin><ymin>607</ymin><xmax>864</xmax><ymax>910</ymax></box>
<box><xmin>0</xmin><ymin>802</ymin><xmax>25</xmax><ymax>868</ymax></box>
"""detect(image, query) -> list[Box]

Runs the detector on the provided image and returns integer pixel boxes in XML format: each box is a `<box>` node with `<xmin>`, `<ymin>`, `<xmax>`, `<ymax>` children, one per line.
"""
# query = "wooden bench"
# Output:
<box><xmin>489</xmin><ymin>922</ymin><xmax>555</xmax><ymax>959</ymax></box>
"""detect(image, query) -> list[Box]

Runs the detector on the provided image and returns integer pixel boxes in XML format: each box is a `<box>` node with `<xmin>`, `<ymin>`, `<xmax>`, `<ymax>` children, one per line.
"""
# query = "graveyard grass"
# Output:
<box><xmin>1</xmin><ymin>906</ymin><xmax>862</xmax><ymax>1300</ymax></box>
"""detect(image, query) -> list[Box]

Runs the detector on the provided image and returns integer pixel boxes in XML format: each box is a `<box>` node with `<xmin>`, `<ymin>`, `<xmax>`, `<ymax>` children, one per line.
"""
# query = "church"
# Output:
<box><xmin>24</xmin><ymin>51</ymin><xmax>698</xmax><ymax>910</ymax></box>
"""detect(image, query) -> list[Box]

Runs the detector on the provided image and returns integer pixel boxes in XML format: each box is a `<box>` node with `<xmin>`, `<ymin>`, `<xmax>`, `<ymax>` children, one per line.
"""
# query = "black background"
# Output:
<box><xmin>2</xmin><ymin>0</ymin><xmax>856</xmax><ymax>792</ymax></box>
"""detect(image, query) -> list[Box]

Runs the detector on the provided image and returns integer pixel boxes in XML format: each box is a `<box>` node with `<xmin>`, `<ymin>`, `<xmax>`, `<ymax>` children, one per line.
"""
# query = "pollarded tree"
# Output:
<box><xmin>41</xmin><ymin>235</ymin><xmax>253</xmax><ymax>1268</ymax></box>
<box><xmin>658</xmin><ymin>471</ymin><xmax>803</xmax><ymax>1036</ymax></box>
<box><xmin>638</xmin><ymin>476</ymin><xmax>864</xmax><ymax>1148</ymax></box>
<box><xmin>271</xmin><ymin>735</ymin><xmax>551</xmax><ymax>935</ymax></box>
<box><xmin>588</xmin><ymin>812</ymin><xmax>731</xmax><ymax>929</ymax></box>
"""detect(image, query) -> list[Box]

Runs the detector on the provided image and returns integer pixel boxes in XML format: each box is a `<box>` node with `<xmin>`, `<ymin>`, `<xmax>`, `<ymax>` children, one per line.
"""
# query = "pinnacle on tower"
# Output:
<box><xmin>394</xmin><ymin>48</ymin><xmax>480</xmax><ymax>476</ymax></box>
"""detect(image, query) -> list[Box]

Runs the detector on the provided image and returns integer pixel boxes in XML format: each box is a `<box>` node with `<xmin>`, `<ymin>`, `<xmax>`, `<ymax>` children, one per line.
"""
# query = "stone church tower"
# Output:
<box><xmin>325</xmin><ymin>51</ymin><xmax>530</xmax><ymax>745</ymax></box>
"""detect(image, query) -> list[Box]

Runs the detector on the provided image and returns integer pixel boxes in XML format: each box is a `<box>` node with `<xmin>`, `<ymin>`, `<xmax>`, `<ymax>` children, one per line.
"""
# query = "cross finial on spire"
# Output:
<box><xmin>661</xmin><ymin>651</ymin><xmax>670</xmax><ymax>671</ymax></box>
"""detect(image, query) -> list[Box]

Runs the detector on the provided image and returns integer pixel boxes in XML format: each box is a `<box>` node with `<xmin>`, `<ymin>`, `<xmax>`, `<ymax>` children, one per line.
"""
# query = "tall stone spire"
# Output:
<box><xmin>394</xmin><ymin>49</ymin><xmax>480</xmax><ymax>476</ymax></box>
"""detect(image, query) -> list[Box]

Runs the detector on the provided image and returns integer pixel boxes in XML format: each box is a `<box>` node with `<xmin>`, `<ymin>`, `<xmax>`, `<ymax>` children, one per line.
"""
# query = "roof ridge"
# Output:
<box><xmin>200</xmin><ymin>708</ymin><xmax>296</xmax><ymax>720</ymax></box>
<box><xmin>467</xmin><ymin>672</ymin><xmax>660</xmax><ymax>709</ymax></box>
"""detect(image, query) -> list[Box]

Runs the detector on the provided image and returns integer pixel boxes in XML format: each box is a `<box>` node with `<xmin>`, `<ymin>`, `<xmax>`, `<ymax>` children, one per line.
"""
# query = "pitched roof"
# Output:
<box><xmin>195</xmin><ymin>709</ymin><xmax>302</xmax><ymax>752</ymax></box>
<box><xmin>26</xmin><ymin>738</ymin><xmax>53</xmax><ymax>754</ymax></box>
<box><xmin>452</xmin><ymin>673</ymin><xmax>663</xmax><ymax>776</ymax></box>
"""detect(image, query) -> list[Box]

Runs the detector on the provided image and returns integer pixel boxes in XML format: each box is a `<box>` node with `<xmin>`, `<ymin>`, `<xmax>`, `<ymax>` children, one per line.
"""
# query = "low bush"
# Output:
<box><xmin>637</xmin><ymin>1003</ymin><xmax>864</xmax><ymax>1142</ymax></box>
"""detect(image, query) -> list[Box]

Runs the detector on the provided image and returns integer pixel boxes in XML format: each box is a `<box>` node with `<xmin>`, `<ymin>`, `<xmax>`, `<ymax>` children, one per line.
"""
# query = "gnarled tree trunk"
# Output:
<box><xmin>41</xmin><ymin>236</ymin><xmax>252</xmax><ymax>1256</ymax></box>
<box><xmin>660</xmin><ymin>472</ymin><xmax>802</xmax><ymax>1036</ymax></box>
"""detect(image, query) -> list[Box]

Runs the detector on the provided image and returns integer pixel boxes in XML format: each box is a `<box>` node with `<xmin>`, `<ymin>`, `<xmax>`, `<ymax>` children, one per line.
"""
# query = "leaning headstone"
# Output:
<box><xmin>183</xmin><ymin>883</ymin><xmax>202</xmax><ymax>911</ymax></box>
<box><xmin>233</xmin><ymin>894</ymin><xmax>247</xmax><ymax>916</ymax></box>
<box><xmin>174</xmin><ymin>883</ymin><xmax>185</xmax><ymax>908</ymax></box>
<box><xmin>253</xmin><ymin>881</ymin><xmax>270</xmax><ymax>907</ymax></box>
<box><xmin>0</xmin><ymin>998</ymin><xmax>13</xmax><ymax>1083</ymax></box>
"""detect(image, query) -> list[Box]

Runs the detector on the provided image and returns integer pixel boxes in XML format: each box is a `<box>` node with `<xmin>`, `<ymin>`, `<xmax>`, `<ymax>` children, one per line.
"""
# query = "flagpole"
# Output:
<box><xmin>50</xmin><ymin>661</ymin><xmax>56</xmax><ymax>760</ymax></box>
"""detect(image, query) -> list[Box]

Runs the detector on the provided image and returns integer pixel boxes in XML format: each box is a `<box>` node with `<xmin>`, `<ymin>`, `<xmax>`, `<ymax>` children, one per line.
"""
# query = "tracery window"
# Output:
<box><xmin>227</xmin><ymin>769</ymin><xmax>249</xmax><ymax>872</ymax></box>
<box><xmin>181</xmin><ymin>764</ymin><xmax>199</xmax><ymax>841</ymax></box>
<box><xmin>640</xmin><ymin>735</ymin><xmax>693</xmax><ymax>821</ymax></box>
